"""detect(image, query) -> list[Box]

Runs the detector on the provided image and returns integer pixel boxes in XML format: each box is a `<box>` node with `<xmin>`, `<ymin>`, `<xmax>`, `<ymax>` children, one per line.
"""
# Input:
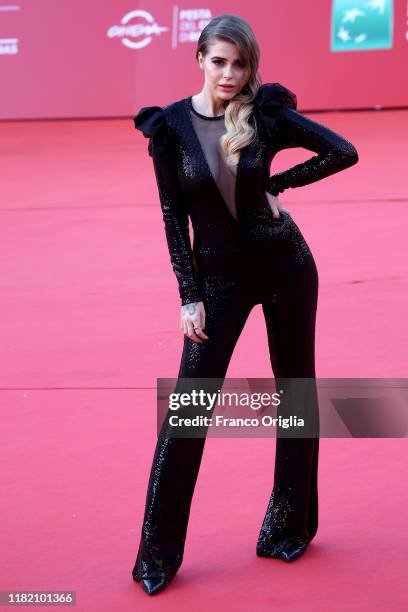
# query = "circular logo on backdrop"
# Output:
<box><xmin>107</xmin><ymin>10</ymin><xmax>168</xmax><ymax>49</ymax></box>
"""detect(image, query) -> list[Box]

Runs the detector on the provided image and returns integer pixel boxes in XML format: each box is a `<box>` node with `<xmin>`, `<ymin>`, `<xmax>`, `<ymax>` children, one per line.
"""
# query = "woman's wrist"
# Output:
<box><xmin>181</xmin><ymin>291</ymin><xmax>202</xmax><ymax>306</ymax></box>
<box><xmin>265</xmin><ymin>176</ymin><xmax>284</xmax><ymax>197</ymax></box>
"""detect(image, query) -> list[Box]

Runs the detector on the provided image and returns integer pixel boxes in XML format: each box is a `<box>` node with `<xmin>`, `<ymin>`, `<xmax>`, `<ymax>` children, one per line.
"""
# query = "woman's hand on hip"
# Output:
<box><xmin>181</xmin><ymin>301</ymin><xmax>209</xmax><ymax>344</ymax></box>
<box><xmin>265</xmin><ymin>192</ymin><xmax>290</xmax><ymax>219</ymax></box>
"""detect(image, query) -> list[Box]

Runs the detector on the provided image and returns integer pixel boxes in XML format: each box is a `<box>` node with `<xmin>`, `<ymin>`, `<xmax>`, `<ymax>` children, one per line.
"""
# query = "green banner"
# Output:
<box><xmin>331</xmin><ymin>0</ymin><xmax>393</xmax><ymax>51</ymax></box>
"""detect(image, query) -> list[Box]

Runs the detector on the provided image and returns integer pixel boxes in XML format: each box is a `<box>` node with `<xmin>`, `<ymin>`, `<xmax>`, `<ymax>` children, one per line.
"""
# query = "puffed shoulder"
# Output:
<box><xmin>254</xmin><ymin>82</ymin><xmax>297</xmax><ymax>111</ymax></box>
<box><xmin>133</xmin><ymin>105</ymin><xmax>170</xmax><ymax>156</ymax></box>
<box><xmin>254</xmin><ymin>82</ymin><xmax>297</xmax><ymax>139</ymax></box>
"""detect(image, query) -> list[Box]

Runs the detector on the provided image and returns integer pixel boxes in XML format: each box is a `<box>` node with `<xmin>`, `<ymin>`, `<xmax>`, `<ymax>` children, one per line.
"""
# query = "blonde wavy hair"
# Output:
<box><xmin>195</xmin><ymin>14</ymin><xmax>262</xmax><ymax>172</ymax></box>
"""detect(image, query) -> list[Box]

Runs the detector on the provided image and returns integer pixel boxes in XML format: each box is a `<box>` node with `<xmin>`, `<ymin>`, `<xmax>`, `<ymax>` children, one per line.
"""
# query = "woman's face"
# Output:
<box><xmin>197</xmin><ymin>39</ymin><xmax>248</xmax><ymax>101</ymax></box>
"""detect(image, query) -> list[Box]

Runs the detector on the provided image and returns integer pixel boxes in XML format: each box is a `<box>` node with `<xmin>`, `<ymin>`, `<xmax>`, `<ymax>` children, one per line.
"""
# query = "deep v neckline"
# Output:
<box><xmin>183</xmin><ymin>96</ymin><xmax>242</xmax><ymax>224</ymax></box>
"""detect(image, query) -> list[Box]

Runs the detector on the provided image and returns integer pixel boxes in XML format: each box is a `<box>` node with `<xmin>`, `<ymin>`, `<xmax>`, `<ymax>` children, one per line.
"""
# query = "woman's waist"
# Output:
<box><xmin>192</xmin><ymin>243</ymin><xmax>286</xmax><ymax>277</ymax></box>
<box><xmin>194</xmin><ymin>212</ymin><xmax>293</xmax><ymax>251</ymax></box>
<box><xmin>192</xmin><ymin>212</ymin><xmax>300</xmax><ymax>275</ymax></box>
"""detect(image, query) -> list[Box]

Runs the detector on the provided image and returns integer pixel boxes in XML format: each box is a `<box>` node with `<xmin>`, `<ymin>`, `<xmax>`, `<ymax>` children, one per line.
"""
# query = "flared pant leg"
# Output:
<box><xmin>257</xmin><ymin>246</ymin><xmax>320</xmax><ymax>556</ymax></box>
<box><xmin>132</xmin><ymin>276</ymin><xmax>256</xmax><ymax>583</ymax></box>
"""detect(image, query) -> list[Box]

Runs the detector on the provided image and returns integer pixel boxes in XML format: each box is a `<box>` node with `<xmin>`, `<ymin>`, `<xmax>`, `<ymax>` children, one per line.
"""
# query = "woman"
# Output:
<box><xmin>131</xmin><ymin>13</ymin><xmax>358</xmax><ymax>596</ymax></box>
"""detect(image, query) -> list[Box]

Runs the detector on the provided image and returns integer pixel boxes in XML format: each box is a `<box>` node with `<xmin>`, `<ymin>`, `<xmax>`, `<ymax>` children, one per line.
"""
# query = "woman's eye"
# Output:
<box><xmin>213</xmin><ymin>59</ymin><xmax>244</xmax><ymax>67</ymax></box>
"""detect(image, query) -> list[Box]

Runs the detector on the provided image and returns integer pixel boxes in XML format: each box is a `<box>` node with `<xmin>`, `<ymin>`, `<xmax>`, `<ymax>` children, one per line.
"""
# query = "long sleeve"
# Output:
<box><xmin>255</xmin><ymin>83</ymin><xmax>359</xmax><ymax>196</ymax></box>
<box><xmin>134</xmin><ymin>106</ymin><xmax>202</xmax><ymax>306</ymax></box>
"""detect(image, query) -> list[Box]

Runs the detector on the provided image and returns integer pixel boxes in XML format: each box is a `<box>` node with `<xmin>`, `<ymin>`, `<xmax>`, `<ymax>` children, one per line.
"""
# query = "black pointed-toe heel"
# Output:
<box><xmin>140</xmin><ymin>577</ymin><xmax>168</xmax><ymax>595</ymax></box>
<box><xmin>278</xmin><ymin>538</ymin><xmax>309</xmax><ymax>562</ymax></box>
<box><xmin>256</xmin><ymin>533</ymin><xmax>310</xmax><ymax>561</ymax></box>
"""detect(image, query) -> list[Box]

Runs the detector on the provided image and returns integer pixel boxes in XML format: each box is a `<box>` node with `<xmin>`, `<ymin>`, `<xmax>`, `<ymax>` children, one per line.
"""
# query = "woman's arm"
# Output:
<box><xmin>150</xmin><ymin>141</ymin><xmax>202</xmax><ymax>305</ymax></box>
<box><xmin>266</xmin><ymin>106</ymin><xmax>359</xmax><ymax>196</ymax></box>
<box><xmin>134</xmin><ymin>106</ymin><xmax>202</xmax><ymax>306</ymax></box>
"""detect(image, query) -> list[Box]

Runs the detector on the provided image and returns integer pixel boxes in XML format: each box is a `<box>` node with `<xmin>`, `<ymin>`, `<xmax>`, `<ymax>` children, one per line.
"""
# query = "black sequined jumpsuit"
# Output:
<box><xmin>131</xmin><ymin>83</ymin><xmax>359</xmax><ymax>583</ymax></box>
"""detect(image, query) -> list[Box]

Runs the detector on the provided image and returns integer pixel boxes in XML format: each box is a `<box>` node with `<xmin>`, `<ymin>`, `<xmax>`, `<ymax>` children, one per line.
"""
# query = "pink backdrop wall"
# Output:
<box><xmin>1</xmin><ymin>0</ymin><xmax>407</xmax><ymax>120</ymax></box>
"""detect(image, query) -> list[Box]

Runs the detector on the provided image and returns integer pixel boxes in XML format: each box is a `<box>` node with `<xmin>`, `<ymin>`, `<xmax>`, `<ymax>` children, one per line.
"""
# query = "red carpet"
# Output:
<box><xmin>1</xmin><ymin>109</ymin><xmax>407</xmax><ymax>610</ymax></box>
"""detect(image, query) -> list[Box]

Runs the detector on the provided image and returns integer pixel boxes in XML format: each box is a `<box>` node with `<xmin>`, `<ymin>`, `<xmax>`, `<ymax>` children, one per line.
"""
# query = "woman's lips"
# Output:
<box><xmin>219</xmin><ymin>85</ymin><xmax>234</xmax><ymax>90</ymax></box>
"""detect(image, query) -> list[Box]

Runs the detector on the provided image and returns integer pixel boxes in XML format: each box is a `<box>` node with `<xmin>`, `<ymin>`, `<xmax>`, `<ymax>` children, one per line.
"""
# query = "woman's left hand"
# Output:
<box><xmin>265</xmin><ymin>192</ymin><xmax>290</xmax><ymax>219</ymax></box>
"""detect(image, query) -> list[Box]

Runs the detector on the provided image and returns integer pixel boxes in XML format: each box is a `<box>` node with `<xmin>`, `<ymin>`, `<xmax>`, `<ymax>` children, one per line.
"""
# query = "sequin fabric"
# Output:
<box><xmin>131</xmin><ymin>83</ymin><xmax>358</xmax><ymax>585</ymax></box>
<box><xmin>134</xmin><ymin>81</ymin><xmax>358</xmax><ymax>305</ymax></box>
<box><xmin>265</xmin><ymin>106</ymin><xmax>359</xmax><ymax>197</ymax></box>
<box><xmin>131</xmin><ymin>252</ymin><xmax>321</xmax><ymax>584</ymax></box>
